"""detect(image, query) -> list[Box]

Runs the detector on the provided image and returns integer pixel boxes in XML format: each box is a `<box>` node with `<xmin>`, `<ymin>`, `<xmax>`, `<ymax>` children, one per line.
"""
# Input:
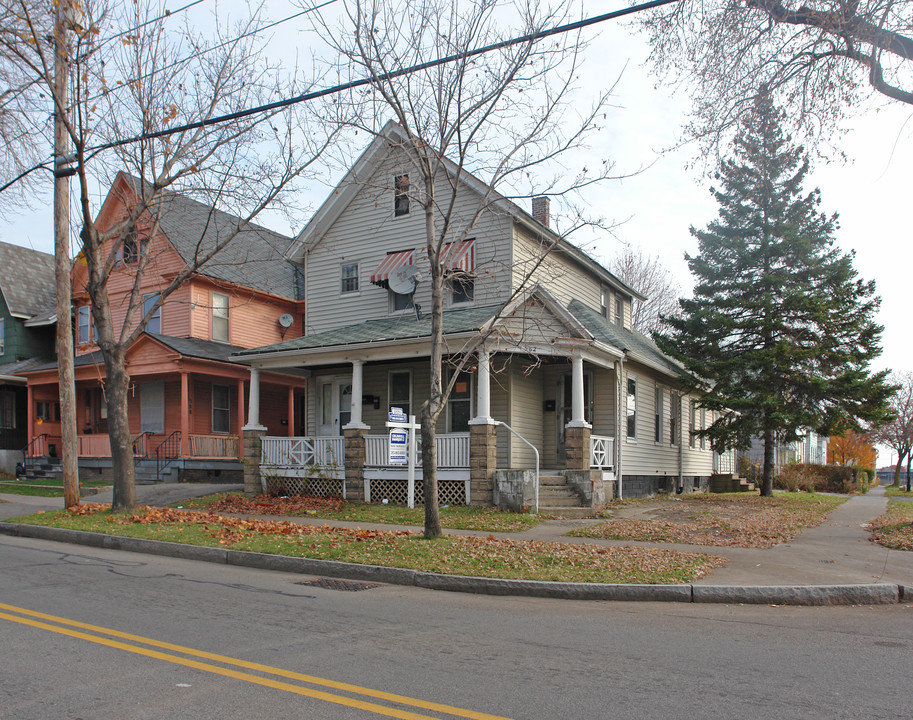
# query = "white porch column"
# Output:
<box><xmin>242</xmin><ymin>366</ymin><xmax>267</xmax><ymax>431</ymax></box>
<box><xmin>468</xmin><ymin>348</ymin><xmax>495</xmax><ymax>425</ymax></box>
<box><xmin>567</xmin><ymin>355</ymin><xmax>590</xmax><ymax>428</ymax></box>
<box><xmin>344</xmin><ymin>359</ymin><xmax>369</xmax><ymax>429</ymax></box>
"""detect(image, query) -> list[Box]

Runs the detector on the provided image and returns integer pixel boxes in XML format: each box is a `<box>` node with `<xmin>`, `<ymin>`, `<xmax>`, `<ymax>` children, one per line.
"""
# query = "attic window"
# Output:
<box><xmin>122</xmin><ymin>231</ymin><xmax>139</xmax><ymax>264</ymax></box>
<box><xmin>394</xmin><ymin>174</ymin><xmax>409</xmax><ymax>216</ymax></box>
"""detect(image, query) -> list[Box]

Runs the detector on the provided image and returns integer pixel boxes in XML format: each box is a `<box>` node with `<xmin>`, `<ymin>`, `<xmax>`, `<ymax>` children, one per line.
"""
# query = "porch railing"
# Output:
<box><xmin>155</xmin><ymin>431</ymin><xmax>182</xmax><ymax>481</ymax></box>
<box><xmin>261</xmin><ymin>436</ymin><xmax>344</xmax><ymax>470</ymax></box>
<box><xmin>189</xmin><ymin>434</ymin><xmax>240</xmax><ymax>459</ymax></box>
<box><xmin>24</xmin><ymin>433</ymin><xmax>50</xmax><ymax>458</ymax></box>
<box><xmin>364</xmin><ymin>433</ymin><xmax>470</xmax><ymax>468</ymax></box>
<box><xmin>133</xmin><ymin>431</ymin><xmax>153</xmax><ymax>458</ymax></box>
<box><xmin>77</xmin><ymin>434</ymin><xmax>112</xmax><ymax>457</ymax></box>
<box><xmin>590</xmin><ymin>434</ymin><xmax>615</xmax><ymax>470</ymax></box>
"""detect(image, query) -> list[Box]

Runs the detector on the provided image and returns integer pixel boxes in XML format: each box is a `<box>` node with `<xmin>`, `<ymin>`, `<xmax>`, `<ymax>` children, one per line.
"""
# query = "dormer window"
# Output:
<box><xmin>394</xmin><ymin>174</ymin><xmax>409</xmax><ymax>216</ymax></box>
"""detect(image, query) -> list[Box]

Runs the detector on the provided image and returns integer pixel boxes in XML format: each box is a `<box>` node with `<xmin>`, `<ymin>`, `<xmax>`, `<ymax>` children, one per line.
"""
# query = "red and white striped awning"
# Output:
<box><xmin>371</xmin><ymin>249</ymin><xmax>415</xmax><ymax>286</ymax></box>
<box><xmin>444</xmin><ymin>239</ymin><xmax>475</xmax><ymax>274</ymax></box>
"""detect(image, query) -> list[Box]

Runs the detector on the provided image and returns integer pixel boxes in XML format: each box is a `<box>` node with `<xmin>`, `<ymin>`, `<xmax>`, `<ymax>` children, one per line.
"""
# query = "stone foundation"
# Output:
<box><xmin>343</xmin><ymin>428</ymin><xmax>367</xmax><ymax>502</ymax></box>
<box><xmin>564</xmin><ymin>425</ymin><xmax>591</xmax><ymax>471</ymax></box>
<box><xmin>242</xmin><ymin>429</ymin><xmax>266</xmax><ymax>496</ymax></box>
<box><xmin>493</xmin><ymin>469</ymin><xmax>537</xmax><ymax>512</ymax></box>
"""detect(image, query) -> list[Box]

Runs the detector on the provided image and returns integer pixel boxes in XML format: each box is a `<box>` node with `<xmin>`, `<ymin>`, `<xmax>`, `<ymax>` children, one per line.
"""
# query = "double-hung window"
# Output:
<box><xmin>626</xmin><ymin>377</ymin><xmax>637</xmax><ymax>439</ymax></box>
<box><xmin>211</xmin><ymin>292</ymin><xmax>230</xmax><ymax>343</ymax></box>
<box><xmin>142</xmin><ymin>293</ymin><xmax>162</xmax><ymax>334</ymax></box>
<box><xmin>654</xmin><ymin>385</ymin><xmax>663</xmax><ymax>443</ymax></box>
<box><xmin>212</xmin><ymin>384</ymin><xmax>231</xmax><ymax>434</ymax></box>
<box><xmin>341</xmin><ymin>263</ymin><xmax>359</xmax><ymax>294</ymax></box>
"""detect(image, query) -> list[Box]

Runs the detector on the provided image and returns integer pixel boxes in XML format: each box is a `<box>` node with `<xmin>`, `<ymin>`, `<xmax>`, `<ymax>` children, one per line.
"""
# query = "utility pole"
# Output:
<box><xmin>54</xmin><ymin>0</ymin><xmax>79</xmax><ymax>509</ymax></box>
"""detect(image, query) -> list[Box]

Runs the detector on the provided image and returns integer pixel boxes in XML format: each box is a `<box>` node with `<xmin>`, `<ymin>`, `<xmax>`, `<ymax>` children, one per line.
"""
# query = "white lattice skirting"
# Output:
<box><xmin>262</xmin><ymin>475</ymin><xmax>346</xmax><ymax>499</ymax></box>
<box><xmin>366</xmin><ymin>479</ymin><xmax>468</xmax><ymax>506</ymax></box>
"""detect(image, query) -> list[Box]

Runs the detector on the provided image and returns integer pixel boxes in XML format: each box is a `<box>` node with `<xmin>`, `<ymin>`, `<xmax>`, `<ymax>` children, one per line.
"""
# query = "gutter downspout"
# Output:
<box><xmin>615</xmin><ymin>354</ymin><xmax>626</xmax><ymax>500</ymax></box>
<box><xmin>678</xmin><ymin>393</ymin><xmax>684</xmax><ymax>494</ymax></box>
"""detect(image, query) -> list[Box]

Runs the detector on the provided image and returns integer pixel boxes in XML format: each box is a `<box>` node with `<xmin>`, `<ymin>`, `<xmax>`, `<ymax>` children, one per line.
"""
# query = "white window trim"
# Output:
<box><xmin>626</xmin><ymin>375</ymin><xmax>637</xmax><ymax>442</ymax></box>
<box><xmin>211</xmin><ymin>291</ymin><xmax>230</xmax><ymax>344</ymax></box>
<box><xmin>142</xmin><ymin>292</ymin><xmax>162</xmax><ymax>334</ymax></box>
<box><xmin>654</xmin><ymin>384</ymin><xmax>663</xmax><ymax>445</ymax></box>
<box><xmin>340</xmin><ymin>262</ymin><xmax>360</xmax><ymax>296</ymax></box>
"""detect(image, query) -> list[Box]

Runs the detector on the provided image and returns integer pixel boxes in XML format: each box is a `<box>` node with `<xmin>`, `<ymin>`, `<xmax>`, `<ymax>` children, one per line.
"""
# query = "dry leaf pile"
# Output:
<box><xmin>208</xmin><ymin>493</ymin><xmax>347</xmax><ymax>516</ymax></box>
<box><xmin>574</xmin><ymin>494</ymin><xmax>843</xmax><ymax>548</ymax></box>
<box><xmin>867</xmin><ymin>502</ymin><xmax>913</xmax><ymax>551</ymax></box>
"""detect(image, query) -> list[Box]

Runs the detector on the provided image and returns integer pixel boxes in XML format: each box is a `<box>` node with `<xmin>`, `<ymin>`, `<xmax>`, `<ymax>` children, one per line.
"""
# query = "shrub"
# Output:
<box><xmin>776</xmin><ymin>463</ymin><xmax>870</xmax><ymax>494</ymax></box>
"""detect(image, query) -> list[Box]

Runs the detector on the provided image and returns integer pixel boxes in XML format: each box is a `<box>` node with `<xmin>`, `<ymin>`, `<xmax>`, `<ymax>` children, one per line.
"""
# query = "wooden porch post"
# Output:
<box><xmin>237</xmin><ymin>380</ymin><xmax>245</xmax><ymax>459</ymax></box>
<box><xmin>26</xmin><ymin>382</ymin><xmax>33</xmax><ymax>448</ymax></box>
<box><xmin>180</xmin><ymin>371</ymin><xmax>190</xmax><ymax>457</ymax></box>
<box><xmin>287</xmin><ymin>386</ymin><xmax>295</xmax><ymax>437</ymax></box>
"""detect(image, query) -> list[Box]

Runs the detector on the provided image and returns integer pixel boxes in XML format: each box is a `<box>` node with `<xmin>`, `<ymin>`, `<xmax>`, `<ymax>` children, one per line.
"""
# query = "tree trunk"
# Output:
<box><xmin>761</xmin><ymin>426</ymin><xmax>775</xmax><ymax>496</ymax></box>
<box><xmin>893</xmin><ymin>454</ymin><xmax>904</xmax><ymax>487</ymax></box>
<box><xmin>906</xmin><ymin>453</ymin><xmax>911</xmax><ymax>494</ymax></box>
<box><xmin>420</xmin><ymin>403</ymin><xmax>441</xmax><ymax>538</ymax></box>
<box><xmin>104</xmin><ymin>349</ymin><xmax>136</xmax><ymax>511</ymax></box>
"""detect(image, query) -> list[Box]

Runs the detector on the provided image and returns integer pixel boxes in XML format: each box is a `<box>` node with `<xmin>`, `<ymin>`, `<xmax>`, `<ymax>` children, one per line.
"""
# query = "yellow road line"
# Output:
<box><xmin>0</xmin><ymin>603</ymin><xmax>513</xmax><ymax>720</ymax></box>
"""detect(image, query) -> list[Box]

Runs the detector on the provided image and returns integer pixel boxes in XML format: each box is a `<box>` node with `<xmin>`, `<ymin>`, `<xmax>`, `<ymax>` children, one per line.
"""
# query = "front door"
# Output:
<box><xmin>556</xmin><ymin>372</ymin><xmax>592</xmax><ymax>463</ymax></box>
<box><xmin>316</xmin><ymin>377</ymin><xmax>352</xmax><ymax>436</ymax></box>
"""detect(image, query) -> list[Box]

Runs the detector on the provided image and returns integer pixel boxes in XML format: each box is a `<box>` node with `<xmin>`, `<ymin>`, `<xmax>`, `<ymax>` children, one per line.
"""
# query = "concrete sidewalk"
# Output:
<box><xmin>2</xmin><ymin>483</ymin><xmax>910</xmax><ymax>604</ymax></box>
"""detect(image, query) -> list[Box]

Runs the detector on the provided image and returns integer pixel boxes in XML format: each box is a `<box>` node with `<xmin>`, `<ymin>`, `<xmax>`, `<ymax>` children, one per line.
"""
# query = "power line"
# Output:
<box><xmin>98</xmin><ymin>0</ymin><xmax>680</xmax><ymax>151</ymax></box>
<box><xmin>1</xmin><ymin>0</ymin><xmax>679</xmax><ymax>193</ymax></box>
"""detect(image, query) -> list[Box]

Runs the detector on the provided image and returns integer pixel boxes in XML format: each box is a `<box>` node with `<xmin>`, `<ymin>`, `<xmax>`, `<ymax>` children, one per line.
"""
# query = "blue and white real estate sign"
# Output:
<box><xmin>389</xmin><ymin>428</ymin><xmax>408</xmax><ymax>465</ymax></box>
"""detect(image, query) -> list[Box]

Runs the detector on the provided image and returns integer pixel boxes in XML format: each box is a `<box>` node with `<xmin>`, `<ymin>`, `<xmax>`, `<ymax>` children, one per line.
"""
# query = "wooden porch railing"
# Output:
<box><xmin>590</xmin><ymin>434</ymin><xmax>614</xmax><ymax>470</ymax></box>
<box><xmin>189</xmin><ymin>434</ymin><xmax>240</xmax><ymax>459</ymax></box>
<box><xmin>261</xmin><ymin>436</ymin><xmax>344</xmax><ymax>470</ymax></box>
<box><xmin>364</xmin><ymin>433</ymin><xmax>470</xmax><ymax>468</ymax></box>
<box><xmin>77</xmin><ymin>434</ymin><xmax>112</xmax><ymax>457</ymax></box>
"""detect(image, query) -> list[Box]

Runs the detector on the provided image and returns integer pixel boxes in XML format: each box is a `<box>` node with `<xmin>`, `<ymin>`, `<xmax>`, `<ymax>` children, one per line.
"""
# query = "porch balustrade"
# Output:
<box><xmin>714</xmin><ymin>449</ymin><xmax>737</xmax><ymax>474</ymax></box>
<box><xmin>364</xmin><ymin>433</ymin><xmax>470</xmax><ymax>468</ymax></box>
<box><xmin>189</xmin><ymin>434</ymin><xmax>240</xmax><ymax>459</ymax></box>
<box><xmin>261</xmin><ymin>436</ymin><xmax>345</xmax><ymax>472</ymax></box>
<box><xmin>77</xmin><ymin>434</ymin><xmax>112</xmax><ymax>458</ymax></box>
<box><xmin>589</xmin><ymin>434</ymin><xmax>615</xmax><ymax>470</ymax></box>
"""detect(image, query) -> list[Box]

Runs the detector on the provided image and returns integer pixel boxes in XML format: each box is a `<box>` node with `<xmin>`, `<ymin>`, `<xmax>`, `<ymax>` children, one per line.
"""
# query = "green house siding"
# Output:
<box><xmin>0</xmin><ymin>299</ymin><xmax>54</xmax><ymax>363</ymax></box>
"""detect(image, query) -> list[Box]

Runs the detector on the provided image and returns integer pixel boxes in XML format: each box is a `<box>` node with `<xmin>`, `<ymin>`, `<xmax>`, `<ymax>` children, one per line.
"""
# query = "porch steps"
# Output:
<box><xmin>23</xmin><ymin>457</ymin><xmax>62</xmax><ymax>481</ymax></box>
<box><xmin>134</xmin><ymin>458</ymin><xmax>163</xmax><ymax>485</ymax></box>
<box><xmin>537</xmin><ymin>473</ymin><xmax>593</xmax><ymax>518</ymax></box>
<box><xmin>710</xmin><ymin>473</ymin><xmax>756</xmax><ymax>493</ymax></box>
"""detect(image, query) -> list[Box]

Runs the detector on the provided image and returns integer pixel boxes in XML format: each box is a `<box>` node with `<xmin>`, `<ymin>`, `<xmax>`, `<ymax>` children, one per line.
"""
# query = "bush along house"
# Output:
<box><xmin>21</xmin><ymin>173</ymin><xmax>308</xmax><ymax>484</ymax></box>
<box><xmin>234</xmin><ymin>123</ymin><xmax>732</xmax><ymax>511</ymax></box>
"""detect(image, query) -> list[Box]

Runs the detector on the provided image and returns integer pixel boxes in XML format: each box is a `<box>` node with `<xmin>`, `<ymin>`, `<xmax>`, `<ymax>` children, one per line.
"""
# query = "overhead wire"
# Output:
<box><xmin>0</xmin><ymin>0</ymin><xmax>680</xmax><ymax>195</ymax></box>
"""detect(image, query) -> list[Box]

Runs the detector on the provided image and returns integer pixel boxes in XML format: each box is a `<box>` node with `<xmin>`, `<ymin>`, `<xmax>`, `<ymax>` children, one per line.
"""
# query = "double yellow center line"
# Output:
<box><xmin>0</xmin><ymin>602</ymin><xmax>514</xmax><ymax>720</ymax></box>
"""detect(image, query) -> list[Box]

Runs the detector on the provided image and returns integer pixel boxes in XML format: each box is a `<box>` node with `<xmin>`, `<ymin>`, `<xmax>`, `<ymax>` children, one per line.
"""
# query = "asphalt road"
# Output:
<box><xmin>2</xmin><ymin>535</ymin><xmax>912</xmax><ymax>720</ymax></box>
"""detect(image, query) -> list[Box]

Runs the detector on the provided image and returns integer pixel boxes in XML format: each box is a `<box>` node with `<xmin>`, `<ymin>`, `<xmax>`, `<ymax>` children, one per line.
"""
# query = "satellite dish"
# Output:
<box><xmin>278</xmin><ymin>313</ymin><xmax>294</xmax><ymax>328</ymax></box>
<box><xmin>388</xmin><ymin>265</ymin><xmax>421</xmax><ymax>295</ymax></box>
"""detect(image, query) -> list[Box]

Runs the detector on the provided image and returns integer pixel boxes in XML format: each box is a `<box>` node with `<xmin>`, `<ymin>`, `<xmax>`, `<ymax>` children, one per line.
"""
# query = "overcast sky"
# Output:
<box><xmin>3</xmin><ymin>0</ymin><xmax>909</xmax><ymax>459</ymax></box>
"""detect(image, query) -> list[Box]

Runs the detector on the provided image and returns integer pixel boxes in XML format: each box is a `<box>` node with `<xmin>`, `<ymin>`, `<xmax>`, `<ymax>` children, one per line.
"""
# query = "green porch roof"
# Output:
<box><xmin>233</xmin><ymin>304</ymin><xmax>501</xmax><ymax>358</ymax></box>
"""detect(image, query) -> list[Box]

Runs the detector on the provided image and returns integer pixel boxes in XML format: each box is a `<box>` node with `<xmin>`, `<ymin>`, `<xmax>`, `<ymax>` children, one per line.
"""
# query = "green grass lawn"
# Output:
<box><xmin>0</xmin><ymin>476</ymin><xmax>111</xmax><ymax>497</ymax></box>
<box><xmin>6</xmin><ymin>505</ymin><xmax>726</xmax><ymax>584</ymax></box>
<box><xmin>884</xmin><ymin>486</ymin><xmax>913</xmax><ymax>497</ymax></box>
<box><xmin>177</xmin><ymin>492</ymin><xmax>544</xmax><ymax>533</ymax></box>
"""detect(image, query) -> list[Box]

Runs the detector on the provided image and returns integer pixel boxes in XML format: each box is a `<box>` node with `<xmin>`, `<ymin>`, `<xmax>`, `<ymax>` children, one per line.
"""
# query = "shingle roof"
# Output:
<box><xmin>233</xmin><ymin>304</ymin><xmax>499</xmax><ymax>357</ymax></box>
<box><xmin>568</xmin><ymin>299</ymin><xmax>684</xmax><ymax>378</ymax></box>
<box><xmin>145</xmin><ymin>333</ymin><xmax>246</xmax><ymax>364</ymax></box>
<box><xmin>0</xmin><ymin>241</ymin><xmax>56</xmax><ymax>318</ymax></box>
<box><xmin>121</xmin><ymin>175</ymin><xmax>300</xmax><ymax>300</ymax></box>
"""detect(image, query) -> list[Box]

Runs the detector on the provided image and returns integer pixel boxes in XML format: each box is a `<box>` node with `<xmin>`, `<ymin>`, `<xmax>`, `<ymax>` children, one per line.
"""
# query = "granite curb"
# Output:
<box><xmin>2</xmin><ymin>522</ymin><xmax>906</xmax><ymax>605</ymax></box>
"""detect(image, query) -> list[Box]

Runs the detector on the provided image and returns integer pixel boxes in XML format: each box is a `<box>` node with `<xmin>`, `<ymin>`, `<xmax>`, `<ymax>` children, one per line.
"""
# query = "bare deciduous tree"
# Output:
<box><xmin>637</xmin><ymin>0</ymin><xmax>913</xmax><ymax>155</ymax></box>
<box><xmin>871</xmin><ymin>371</ymin><xmax>913</xmax><ymax>488</ymax></box>
<box><xmin>316</xmin><ymin>0</ymin><xmax>616</xmax><ymax>537</ymax></box>
<box><xmin>608</xmin><ymin>244</ymin><xmax>680</xmax><ymax>333</ymax></box>
<box><xmin>2</xmin><ymin>0</ymin><xmax>333</xmax><ymax>510</ymax></box>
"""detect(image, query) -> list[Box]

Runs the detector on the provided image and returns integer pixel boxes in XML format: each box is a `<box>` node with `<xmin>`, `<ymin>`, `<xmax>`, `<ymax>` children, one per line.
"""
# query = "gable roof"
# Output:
<box><xmin>116</xmin><ymin>174</ymin><xmax>300</xmax><ymax>300</ymax></box>
<box><xmin>568</xmin><ymin>299</ymin><xmax>685</xmax><ymax>379</ymax></box>
<box><xmin>0</xmin><ymin>241</ymin><xmax>56</xmax><ymax>319</ymax></box>
<box><xmin>287</xmin><ymin>121</ymin><xmax>645</xmax><ymax>302</ymax></box>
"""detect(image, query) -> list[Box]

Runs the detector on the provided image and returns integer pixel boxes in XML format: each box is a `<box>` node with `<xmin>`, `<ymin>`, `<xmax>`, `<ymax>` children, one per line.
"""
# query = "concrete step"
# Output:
<box><xmin>538</xmin><ymin>506</ymin><xmax>597</xmax><ymax>519</ymax></box>
<box><xmin>538</xmin><ymin>475</ymin><xmax>566</xmax><ymax>486</ymax></box>
<box><xmin>537</xmin><ymin>494</ymin><xmax>584</xmax><ymax>507</ymax></box>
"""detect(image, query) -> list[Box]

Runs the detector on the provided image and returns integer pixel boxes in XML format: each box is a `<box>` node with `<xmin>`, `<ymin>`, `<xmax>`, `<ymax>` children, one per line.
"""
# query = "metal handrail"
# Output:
<box><xmin>154</xmin><ymin>431</ymin><xmax>182</xmax><ymax>481</ymax></box>
<box><xmin>133</xmin><ymin>431</ymin><xmax>153</xmax><ymax>458</ymax></box>
<box><xmin>492</xmin><ymin>421</ymin><xmax>540</xmax><ymax>513</ymax></box>
<box><xmin>23</xmin><ymin>433</ymin><xmax>50</xmax><ymax>458</ymax></box>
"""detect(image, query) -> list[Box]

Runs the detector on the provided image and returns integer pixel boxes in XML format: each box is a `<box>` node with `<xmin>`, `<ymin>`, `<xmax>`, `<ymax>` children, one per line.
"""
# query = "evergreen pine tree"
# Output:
<box><xmin>656</xmin><ymin>92</ymin><xmax>892</xmax><ymax>496</ymax></box>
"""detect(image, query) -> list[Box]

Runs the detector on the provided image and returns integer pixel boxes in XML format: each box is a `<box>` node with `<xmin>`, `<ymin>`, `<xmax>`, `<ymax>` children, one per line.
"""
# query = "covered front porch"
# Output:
<box><xmin>237</xmin><ymin>290</ymin><xmax>623</xmax><ymax>509</ymax></box>
<box><xmin>22</xmin><ymin>333</ymin><xmax>306</xmax><ymax>483</ymax></box>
